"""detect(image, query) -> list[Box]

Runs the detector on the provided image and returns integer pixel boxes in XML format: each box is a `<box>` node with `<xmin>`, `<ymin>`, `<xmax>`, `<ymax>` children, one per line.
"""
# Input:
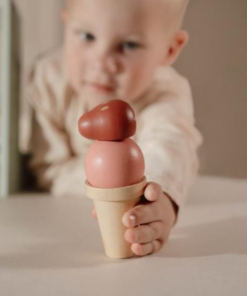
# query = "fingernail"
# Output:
<box><xmin>129</xmin><ymin>214</ymin><xmax>136</xmax><ymax>226</ymax></box>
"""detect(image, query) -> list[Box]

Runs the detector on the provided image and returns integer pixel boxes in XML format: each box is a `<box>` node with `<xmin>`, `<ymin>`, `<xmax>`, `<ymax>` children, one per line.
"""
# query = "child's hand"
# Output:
<box><xmin>91</xmin><ymin>182</ymin><xmax>177</xmax><ymax>256</ymax></box>
<box><xmin>122</xmin><ymin>182</ymin><xmax>177</xmax><ymax>256</ymax></box>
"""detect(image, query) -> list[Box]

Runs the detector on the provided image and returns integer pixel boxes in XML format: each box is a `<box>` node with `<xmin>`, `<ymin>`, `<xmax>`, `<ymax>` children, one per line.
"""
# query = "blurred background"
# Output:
<box><xmin>1</xmin><ymin>0</ymin><xmax>247</xmax><ymax>195</ymax></box>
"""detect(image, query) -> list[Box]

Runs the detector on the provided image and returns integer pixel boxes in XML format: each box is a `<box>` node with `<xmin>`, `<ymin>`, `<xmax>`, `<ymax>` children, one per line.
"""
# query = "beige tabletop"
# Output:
<box><xmin>0</xmin><ymin>176</ymin><xmax>247</xmax><ymax>296</ymax></box>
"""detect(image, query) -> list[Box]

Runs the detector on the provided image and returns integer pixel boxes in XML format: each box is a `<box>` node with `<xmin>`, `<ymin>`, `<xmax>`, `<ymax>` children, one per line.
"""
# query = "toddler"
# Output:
<box><xmin>21</xmin><ymin>0</ymin><xmax>203</xmax><ymax>256</ymax></box>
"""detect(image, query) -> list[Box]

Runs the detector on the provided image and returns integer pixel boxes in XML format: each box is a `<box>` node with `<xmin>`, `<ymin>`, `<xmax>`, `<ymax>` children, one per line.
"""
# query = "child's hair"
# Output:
<box><xmin>64</xmin><ymin>0</ymin><xmax>189</xmax><ymax>36</ymax></box>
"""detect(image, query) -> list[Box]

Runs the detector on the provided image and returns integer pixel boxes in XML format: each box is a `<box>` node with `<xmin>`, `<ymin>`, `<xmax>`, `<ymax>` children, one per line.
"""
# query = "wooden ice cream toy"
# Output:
<box><xmin>78</xmin><ymin>99</ymin><xmax>147</xmax><ymax>259</ymax></box>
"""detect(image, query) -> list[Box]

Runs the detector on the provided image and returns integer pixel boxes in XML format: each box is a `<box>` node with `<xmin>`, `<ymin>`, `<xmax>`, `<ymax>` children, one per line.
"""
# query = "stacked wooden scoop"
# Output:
<box><xmin>78</xmin><ymin>99</ymin><xmax>147</xmax><ymax>259</ymax></box>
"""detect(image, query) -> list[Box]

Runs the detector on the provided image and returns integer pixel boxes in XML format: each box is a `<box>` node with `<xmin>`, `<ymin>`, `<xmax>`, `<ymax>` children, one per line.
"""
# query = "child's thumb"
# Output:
<box><xmin>92</xmin><ymin>207</ymin><xmax>98</xmax><ymax>219</ymax></box>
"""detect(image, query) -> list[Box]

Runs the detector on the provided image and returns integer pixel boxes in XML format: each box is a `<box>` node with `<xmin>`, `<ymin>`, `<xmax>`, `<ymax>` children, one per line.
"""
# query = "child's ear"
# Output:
<box><xmin>161</xmin><ymin>30</ymin><xmax>189</xmax><ymax>66</ymax></box>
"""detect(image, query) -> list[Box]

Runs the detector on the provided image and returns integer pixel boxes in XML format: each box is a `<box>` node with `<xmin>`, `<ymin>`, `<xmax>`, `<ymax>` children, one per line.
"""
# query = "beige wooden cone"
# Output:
<box><xmin>85</xmin><ymin>177</ymin><xmax>147</xmax><ymax>259</ymax></box>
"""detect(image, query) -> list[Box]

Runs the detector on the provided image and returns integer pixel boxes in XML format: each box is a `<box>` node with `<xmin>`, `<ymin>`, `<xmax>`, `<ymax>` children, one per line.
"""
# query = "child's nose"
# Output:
<box><xmin>91</xmin><ymin>49</ymin><xmax>119</xmax><ymax>75</ymax></box>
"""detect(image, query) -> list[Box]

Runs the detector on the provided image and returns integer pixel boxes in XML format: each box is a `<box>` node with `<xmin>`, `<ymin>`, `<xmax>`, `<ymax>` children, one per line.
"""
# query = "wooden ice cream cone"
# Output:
<box><xmin>85</xmin><ymin>177</ymin><xmax>147</xmax><ymax>259</ymax></box>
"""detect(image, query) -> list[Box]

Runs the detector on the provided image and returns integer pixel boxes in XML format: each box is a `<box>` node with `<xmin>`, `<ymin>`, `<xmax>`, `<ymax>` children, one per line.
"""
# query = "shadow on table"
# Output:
<box><xmin>0</xmin><ymin>239</ymin><xmax>116</xmax><ymax>270</ymax></box>
<box><xmin>155</xmin><ymin>214</ymin><xmax>247</xmax><ymax>258</ymax></box>
<box><xmin>0</xmin><ymin>198</ymin><xmax>128</xmax><ymax>269</ymax></box>
<box><xmin>0</xmin><ymin>213</ymin><xmax>121</xmax><ymax>269</ymax></box>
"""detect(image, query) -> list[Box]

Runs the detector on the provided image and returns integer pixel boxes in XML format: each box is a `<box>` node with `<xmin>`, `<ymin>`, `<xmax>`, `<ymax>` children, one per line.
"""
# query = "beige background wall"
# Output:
<box><xmin>13</xmin><ymin>0</ymin><xmax>63</xmax><ymax>102</ymax></box>
<box><xmin>175</xmin><ymin>0</ymin><xmax>247</xmax><ymax>179</ymax></box>
<box><xmin>13</xmin><ymin>0</ymin><xmax>247</xmax><ymax>179</ymax></box>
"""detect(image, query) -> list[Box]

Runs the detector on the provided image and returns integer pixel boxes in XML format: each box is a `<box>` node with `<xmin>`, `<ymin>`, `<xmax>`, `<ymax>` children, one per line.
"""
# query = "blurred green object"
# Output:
<box><xmin>0</xmin><ymin>0</ymin><xmax>21</xmax><ymax>198</ymax></box>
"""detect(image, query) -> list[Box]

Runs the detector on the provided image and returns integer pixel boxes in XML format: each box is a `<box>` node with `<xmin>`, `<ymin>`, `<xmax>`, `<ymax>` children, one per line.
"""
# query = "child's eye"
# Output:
<box><xmin>77</xmin><ymin>31</ymin><xmax>95</xmax><ymax>42</ymax></box>
<box><xmin>120</xmin><ymin>41</ymin><xmax>140</xmax><ymax>51</ymax></box>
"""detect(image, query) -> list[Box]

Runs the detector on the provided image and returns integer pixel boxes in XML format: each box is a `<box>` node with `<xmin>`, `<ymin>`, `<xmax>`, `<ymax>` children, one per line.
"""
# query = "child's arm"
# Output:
<box><xmin>23</xmin><ymin>56</ymin><xmax>88</xmax><ymax>197</ymax></box>
<box><xmin>135</xmin><ymin>67</ymin><xmax>203</xmax><ymax>222</ymax></box>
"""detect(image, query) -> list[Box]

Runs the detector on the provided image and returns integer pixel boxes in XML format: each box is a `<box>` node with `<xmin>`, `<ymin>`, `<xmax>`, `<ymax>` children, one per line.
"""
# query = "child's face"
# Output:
<box><xmin>63</xmin><ymin>0</ymin><xmax>176</xmax><ymax>108</ymax></box>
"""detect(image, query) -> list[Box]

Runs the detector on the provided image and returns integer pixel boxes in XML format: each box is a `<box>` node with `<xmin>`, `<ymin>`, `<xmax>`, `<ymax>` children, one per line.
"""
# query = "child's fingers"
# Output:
<box><xmin>92</xmin><ymin>207</ymin><xmax>97</xmax><ymax>219</ymax></box>
<box><xmin>131</xmin><ymin>239</ymin><xmax>164</xmax><ymax>256</ymax></box>
<box><xmin>144</xmin><ymin>182</ymin><xmax>163</xmax><ymax>202</ymax></box>
<box><xmin>122</xmin><ymin>200</ymin><xmax>164</xmax><ymax>228</ymax></box>
<box><xmin>124</xmin><ymin>221</ymin><xmax>166</xmax><ymax>244</ymax></box>
<box><xmin>124</xmin><ymin>221</ymin><xmax>170</xmax><ymax>256</ymax></box>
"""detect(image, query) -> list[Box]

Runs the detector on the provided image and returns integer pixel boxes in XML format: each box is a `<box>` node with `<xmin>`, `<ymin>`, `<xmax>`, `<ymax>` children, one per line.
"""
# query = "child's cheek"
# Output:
<box><xmin>65</xmin><ymin>49</ymin><xmax>84</xmax><ymax>88</ymax></box>
<box><xmin>123</xmin><ymin>65</ymin><xmax>152</xmax><ymax>102</ymax></box>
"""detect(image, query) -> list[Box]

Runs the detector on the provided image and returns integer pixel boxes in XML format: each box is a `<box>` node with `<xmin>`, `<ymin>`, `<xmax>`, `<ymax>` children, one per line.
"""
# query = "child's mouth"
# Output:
<box><xmin>90</xmin><ymin>82</ymin><xmax>114</xmax><ymax>93</ymax></box>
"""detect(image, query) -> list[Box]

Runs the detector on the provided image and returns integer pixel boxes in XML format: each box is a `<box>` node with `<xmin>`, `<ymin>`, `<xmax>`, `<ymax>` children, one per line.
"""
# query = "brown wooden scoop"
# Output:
<box><xmin>78</xmin><ymin>99</ymin><xmax>136</xmax><ymax>141</ymax></box>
